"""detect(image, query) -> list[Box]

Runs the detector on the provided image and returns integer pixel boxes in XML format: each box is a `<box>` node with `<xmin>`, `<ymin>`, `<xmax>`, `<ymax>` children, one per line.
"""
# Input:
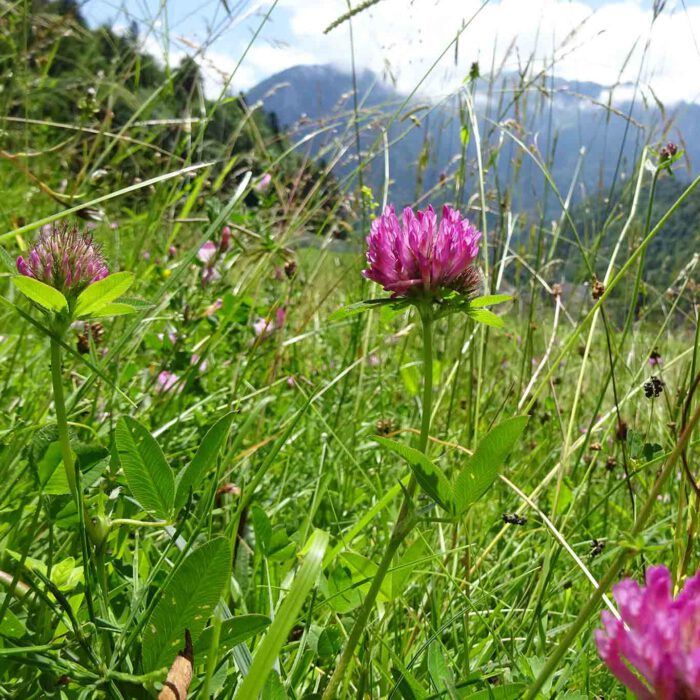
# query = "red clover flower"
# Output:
<box><xmin>596</xmin><ymin>565</ymin><xmax>700</xmax><ymax>699</ymax></box>
<box><xmin>363</xmin><ymin>204</ymin><xmax>481</xmax><ymax>299</ymax></box>
<box><xmin>16</xmin><ymin>222</ymin><xmax>108</xmax><ymax>296</ymax></box>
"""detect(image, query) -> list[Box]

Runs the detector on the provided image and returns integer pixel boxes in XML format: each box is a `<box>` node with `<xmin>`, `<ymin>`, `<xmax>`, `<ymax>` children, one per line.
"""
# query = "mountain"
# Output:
<box><xmin>246</xmin><ymin>64</ymin><xmax>700</xmax><ymax>214</ymax></box>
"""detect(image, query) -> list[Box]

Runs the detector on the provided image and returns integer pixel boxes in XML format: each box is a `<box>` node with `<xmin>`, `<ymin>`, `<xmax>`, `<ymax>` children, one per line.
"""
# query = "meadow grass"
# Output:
<box><xmin>0</xmin><ymin>2</ymin><xmax>698</xmax><ymax>698</ymax></box>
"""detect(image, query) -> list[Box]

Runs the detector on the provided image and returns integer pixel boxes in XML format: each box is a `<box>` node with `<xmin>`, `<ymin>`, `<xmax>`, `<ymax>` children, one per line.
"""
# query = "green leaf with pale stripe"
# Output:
<box><xmin>74</xmin><ymin>271</ymin><xmax>135</xmax><ymax>317</ymax></box>
<box><xmin>194</xmin><ymin>614</ymin><xmax>270</xmax><ymax>662</ymax></box>
<box><xmin>142</xmin><ymin>537</ymin><xmax>232</xmax><ymax>671</ymax></box>
<box><xmin>454</xmin><ymin>416</ymin><xmax>528</xmax><ymax>515</ymax></box>
<box><xmin>468</xmin><ymin>307</ymin><xmax>504</xmax><ymax>327</ymax></box>
<box><xmin>469</xmin><ymin>294</ymin><xmax>512</xmax><ymax>308</ymax></box>
<box><xmin>12</xmin><ymin>276</ymin><xmax>67</xmax><ymax>312</ymax></box>
<box><xmin>115</xmin><ymin>416</ymin><xmax>174</xmax><ymax>520</ymax></box>
<box><xmin>232</xmin><ymin>529</ymin><xmax>328</xmax><ymax>699</ymax></box>
<box><xmin>375</xmin><ymin>436</ymin><xmax>455</xmax><ymax>514</ymax></box>
<box><xmin>174</xmin><ymin>412</ymin><xmax>234</xmax><ymax>510</ymax></box>
<box><xmin>91</xmin><ymin>302</ymin><xmax>135</xmax><ymax>317</ymax></box>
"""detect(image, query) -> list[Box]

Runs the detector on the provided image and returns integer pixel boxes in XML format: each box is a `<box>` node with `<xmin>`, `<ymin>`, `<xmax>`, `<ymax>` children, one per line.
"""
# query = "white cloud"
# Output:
<box><xmin>104</xmin><ymin>0</ymin><xmax>700</xmax><ymax>103</ymax></box>
<box><xmin>261</xmin><ymin>0</ymin><xmax>700</xmax><ymax>104</ymax></box>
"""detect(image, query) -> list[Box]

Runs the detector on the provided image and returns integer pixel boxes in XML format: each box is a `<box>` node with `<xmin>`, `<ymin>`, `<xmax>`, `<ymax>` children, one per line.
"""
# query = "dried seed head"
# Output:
<box><xmin>375</xmin><ymin>418</ymin><xmax>397</xmax><ymax>436</ymax></box>
<box><xmin>590</xmin><ymin>539</ymin><xmax>605</xmax><ymax>558</ymax></box>
<box><xmin>502</xmin><ymin>512</ymin><xmax>527</xmax><ymax>526</ymax></box>
<box><xmin>643</xmin><ymin>376</ymin><xmax>665</xmax><ymax>399</ymax></box>
<box><xmin>591</xmin><ymin>277</ymin><xmax>605</xmax><ymax>300</ymax></box>
<box><xmin>76</xmin><ymin>322</ymin><xmax>104</xmax><ymax>354</ymax></box>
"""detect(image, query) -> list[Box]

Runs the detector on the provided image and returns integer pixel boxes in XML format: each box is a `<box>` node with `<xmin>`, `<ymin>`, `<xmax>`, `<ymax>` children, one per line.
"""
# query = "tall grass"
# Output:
<box><xmin>0</xmin><ymin>1</ymin><xmax>698</xmax><ymax>698</ymax></box>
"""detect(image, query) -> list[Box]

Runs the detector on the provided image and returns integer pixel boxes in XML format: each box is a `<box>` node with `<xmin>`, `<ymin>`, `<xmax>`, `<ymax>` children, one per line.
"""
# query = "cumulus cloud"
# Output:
<box><xmin>90</xmin><ymin>0</ymin><xmax>700</xmax><ymax>103</ymax></box>
<box><xmin>269</xmin><ymin>0</ymin><xmax>700</xmax><ymax>104</ymax></box>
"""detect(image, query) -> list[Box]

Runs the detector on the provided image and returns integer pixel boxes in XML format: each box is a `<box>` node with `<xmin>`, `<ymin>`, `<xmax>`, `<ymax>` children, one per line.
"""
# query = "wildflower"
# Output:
<box><xmin>156</xmin><ymin>371</ymin><xmax>179</xmax><ymax>393</ymax></box>
<box><xmin>596</xmin><ymin>565</ymin><xmax>700</xmax><ymax>699</ymax></box>
<box><xmin>219</xmin><ymin>226</ymin><xmax>232</xmax><ymax>253</ymax></box>
<box><xmin>366</xmin><ymin>354</ymin><xmax>380</xmax><ymax>367</ymax></box>
<box><xmin>363</xmin><ymin>204</ymin><xmax>481</xmax><ymax>299</ymax></box>
<box><xmin>201</xmin><ymin>266</ymin><xmax>221</xmax><ymax>288</ymax></box>
<box><xmin>16</xmin><ymin>222</ymin><xmax>108</xmax><ymax>296</ymax></box>
<box><xmin>157</xmin><ymin>331</ymin><xmax>178</xmax><ymax>346</ymax></box>
<box><xmin>203</xmin><ymin>298</ymin><xmax>223</xmax><ymax>317</ymax></box>
<box><xmin>649</xmin><ymin>350</ymin><xmax>663</xmax><ymax>367</ymax></box>
<box><xmin>255</xmin><ymin>173</ymin><xmax>271</xmax><ymax>192</ymax></box>
<box><xmin>197</xmin><ymin>241</ymin><xmax>217</xmax><ymax>266</ymax></box>
<box><xmin>191</xmin><ymin>354</ymin><xmax>208</xmax><ymax>372</ymax></box>
<box><xmin>253</xmin><ymin>308</ymin><xmax>285</xmax><ymax>340</ymax></box>
<box><xmin>659</xmin><ymin>142</ymin><xmax>679</xmax><ymax>163</ymax></box>
<box><xmin>168</xmin><ymin>245</ymin><xmax>177</xmax><ymax>258</ymax></box>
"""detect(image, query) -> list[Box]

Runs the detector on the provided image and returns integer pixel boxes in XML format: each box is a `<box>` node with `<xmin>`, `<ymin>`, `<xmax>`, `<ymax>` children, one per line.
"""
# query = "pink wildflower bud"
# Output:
<box><xmin>156</xmin><ymin>370</ymin><xmax>179</xmax><ymax>393</ymax></box>
<box><xmin>253</xmin><ymin>317</ymin><xmax>273</xmax><ymax>339</ymax></box>
<box><xmin>197</xmin><ymin>241</ymin><xmax>217</xmax><ymax>266</ymax></box>
<box><xmin>16</xmin><ymin>222</ymin><xmax>109</xmax><ymax>296</ymax></box>
<box><xmin>201</xmin><ymin>266</ymin><xmax>221</xmax><ymax>288</ymax></box>
<box><xmin>219</xmin><ymin>226</ymin><xmax>232</xmax><ymax>253</ymax></box>
<box><xmin>596</xmin><ymin>565</ymin><xmax>700</xmax><ymax>698</ymax></box>
<box><xmin>255</xmin><ymin>173</ymin><xmax>271</xmax><ymax>192</ymax></box>
<box><xmin>363</xmin><ymin>204</ymin><xmax>481</xmax><ymax>299</ymax></box>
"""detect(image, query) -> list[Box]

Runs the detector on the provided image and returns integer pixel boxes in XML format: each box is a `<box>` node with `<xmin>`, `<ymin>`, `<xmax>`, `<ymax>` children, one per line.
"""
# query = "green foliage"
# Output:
<box><xmin>232</xmin><ymin>530</ymin><xmax>328</xmax><ymax>699</ymax></box>
<box><xmin>454</xmin><ymin>416</ymin><xmax>529</xmax><ymax>514</ymax></box>
<box><xmin>115</xmin><ymin>417</ymin><xmax>174</xmax><ymax>520</ymax></box>
<box><xmin>12</xmin><ymin>276</ymin><xmax>67</xmax><ymax>312</ymax></box>
<box><xmin>174</xmin><ymin>411</ymin><xmax>234</xmax><ymax>510</ymax></box>
<box><xmin>142</xmin><ymin>537</ymin><xmax>232</xmax><ymax>671</ymax></box>
<box><xmin>73</xmin><ymin>272</ymin><xmax>135</xmax><ymax>318</ymax></box>
<box><xmin>0</xmin><ymin>2</ymin><xmax>697</xmax><ymax>699</ymax></box>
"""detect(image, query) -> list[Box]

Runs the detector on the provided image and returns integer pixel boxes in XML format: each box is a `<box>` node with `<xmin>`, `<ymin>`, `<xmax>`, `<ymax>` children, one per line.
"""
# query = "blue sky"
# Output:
<box><xmin>81</xmin><ymin>0</ymin><xmax>700</xmax><ymax>102</ymax></box>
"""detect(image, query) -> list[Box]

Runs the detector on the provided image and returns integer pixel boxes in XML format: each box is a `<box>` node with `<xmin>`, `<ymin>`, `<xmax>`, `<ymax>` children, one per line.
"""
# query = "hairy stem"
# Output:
<box><xmin>321</xmin><ymin>306</ymin><xmax>433</xmax><ymax>699</ymax></box>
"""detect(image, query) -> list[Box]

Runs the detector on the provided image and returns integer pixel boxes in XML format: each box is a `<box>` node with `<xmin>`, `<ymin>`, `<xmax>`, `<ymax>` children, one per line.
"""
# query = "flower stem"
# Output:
<box><xmin>50</xmin><ymin>336</ymin><xmax>103</xmax><ymax>639</ymax></box>
<box><xmin>50</xmin><ymin>337</ymin><xmax>78</xmax><ymax>501</ymax></box>
<box><xmin>321</xmin><ymin>305</ymin><xmax>433</xmax><ymax>700</ymax></box>
<box><xmin>522</xmin><ymin>395</ymin><xmax>700</xmax><ymax>699</ymax></box>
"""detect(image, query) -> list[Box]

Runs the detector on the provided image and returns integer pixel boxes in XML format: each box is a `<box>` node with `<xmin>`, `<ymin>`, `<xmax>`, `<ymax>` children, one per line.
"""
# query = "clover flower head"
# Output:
<box><xmin>16</xmin><ymin>222</ymin><xmax>108</xmax><ymax>296</ymax></box>
<box><xmin>363</xmin><ymin>204</ymin><xmax>481</xmax><ymax>299</ymax></box>
<box><xmin>596</xmin><ymin>565</ymin><xmax>700</xmax><ymax>699</ymax></box>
